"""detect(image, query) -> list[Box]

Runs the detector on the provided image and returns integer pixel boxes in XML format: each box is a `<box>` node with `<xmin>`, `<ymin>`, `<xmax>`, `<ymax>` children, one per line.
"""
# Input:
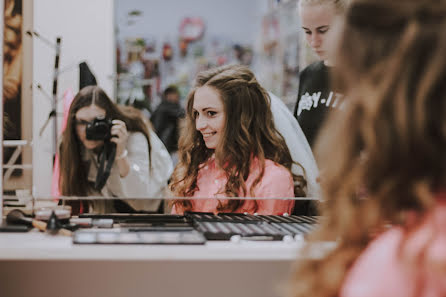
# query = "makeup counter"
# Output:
<box><xmin>0</xmin><ymin>198</ymin><xmax>332</xmax><ymax>297</ymax></box>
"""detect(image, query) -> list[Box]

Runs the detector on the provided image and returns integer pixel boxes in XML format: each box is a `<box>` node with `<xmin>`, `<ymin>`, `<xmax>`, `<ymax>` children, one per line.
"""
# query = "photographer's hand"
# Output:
<box><xmin>111</xmin><ymin>119</ymin><xmax>130</xmax><ymax>177</ymax></box>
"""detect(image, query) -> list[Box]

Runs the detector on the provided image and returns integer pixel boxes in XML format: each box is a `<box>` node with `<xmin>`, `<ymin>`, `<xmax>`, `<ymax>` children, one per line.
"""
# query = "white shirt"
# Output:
<box><xmin>85</xmin><ymin>130</ymin><xmax>173</xmax><ymax>213</ymax></box>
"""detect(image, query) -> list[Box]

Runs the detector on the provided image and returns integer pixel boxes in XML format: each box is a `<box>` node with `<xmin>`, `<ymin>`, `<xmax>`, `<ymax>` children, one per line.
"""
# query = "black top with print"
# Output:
<box><xmin>293</xmin><ymin>61</ymin><xmax>343</xmax><ymax>148</ymax></box>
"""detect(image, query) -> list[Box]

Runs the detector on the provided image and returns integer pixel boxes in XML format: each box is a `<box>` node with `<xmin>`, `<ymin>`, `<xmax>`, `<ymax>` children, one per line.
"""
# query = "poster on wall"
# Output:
<box><xmin>3</xmin><ymin>0</ymin><xmax>22</xmax><ymax>176</ymax></box>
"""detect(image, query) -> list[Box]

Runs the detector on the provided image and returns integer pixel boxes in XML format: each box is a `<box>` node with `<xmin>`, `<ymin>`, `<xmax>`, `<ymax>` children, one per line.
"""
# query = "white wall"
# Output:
<box><xmin>33</xmin><ymin>0</ymin><xmax>115</xmax><ymax>197</ymax></box>
<box><xmin>116</xmin><ymin>0</ymin><xmax>264</xmax><ymax>46</ymax></box>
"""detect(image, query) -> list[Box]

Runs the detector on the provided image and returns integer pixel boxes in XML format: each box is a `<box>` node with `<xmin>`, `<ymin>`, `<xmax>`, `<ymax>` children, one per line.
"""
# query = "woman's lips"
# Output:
<box><xmin>202</xmin><ymin>132</ymin><xmax>215</xmax><ymax>140</ymax></box>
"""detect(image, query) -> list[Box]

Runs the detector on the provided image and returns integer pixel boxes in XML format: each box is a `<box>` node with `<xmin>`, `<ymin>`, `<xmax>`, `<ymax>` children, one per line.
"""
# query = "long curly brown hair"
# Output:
<box><xmin>59</xmin><ymin>86</ymin><xmax>152</xmax><ymax>196</ymax></box>
<box><xmin>169</xmin><ymin>65</ymin><xmax>306</xmax><ymax>213</ymax></box>
<box><xmin>289</xmin><ymin>0</ymin><xmax>446</xmax><ymax>296</ymax></box>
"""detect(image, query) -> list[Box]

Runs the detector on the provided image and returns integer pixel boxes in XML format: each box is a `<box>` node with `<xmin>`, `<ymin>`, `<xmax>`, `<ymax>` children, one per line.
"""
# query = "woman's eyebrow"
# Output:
<box><xmin>302</xmin><ymin>25</ymin><xmax>329</xmax><ymax>30</ymax></box>
<box><xmin>194</xmin><ymin>107</ymin><xmax>217</xmax><ymax>112</ymax></box>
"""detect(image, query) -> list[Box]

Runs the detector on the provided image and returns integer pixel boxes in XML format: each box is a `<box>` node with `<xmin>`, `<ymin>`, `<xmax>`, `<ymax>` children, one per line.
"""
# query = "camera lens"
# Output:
<box><xmin>86</xmin><ymin>117</ymin><xmax>112</xmax><ymax>140</ymax></box>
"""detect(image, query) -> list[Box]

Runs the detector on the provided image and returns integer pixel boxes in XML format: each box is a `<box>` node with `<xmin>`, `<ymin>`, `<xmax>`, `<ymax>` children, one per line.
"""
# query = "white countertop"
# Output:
<box><xmin>0</xmin><ymin>230</ymin><xmax>336</xmax><ymax>297</ymax></box>
<box><xmin>0</xmin><ymin>230</ymin><xmax>306</xmax><ymax>261</ymax></box>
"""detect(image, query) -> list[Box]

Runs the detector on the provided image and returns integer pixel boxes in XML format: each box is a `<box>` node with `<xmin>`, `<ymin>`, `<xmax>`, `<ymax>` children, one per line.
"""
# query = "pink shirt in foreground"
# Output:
<box><xmin>172</xmin><ymin>158</ymin><xmax>295</xmax><ymax>215</ymax></box>
<box><xmin>341</xmin><ymin>194</ymin><xmax>446</xmax><ymax>297</ymax></box>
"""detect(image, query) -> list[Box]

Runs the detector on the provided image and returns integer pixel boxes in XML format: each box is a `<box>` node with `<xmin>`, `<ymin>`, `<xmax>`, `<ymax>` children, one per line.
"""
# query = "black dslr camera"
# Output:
<box><xmin>84</xmin><ymin>117</ymin><xmax>117</xmax><ymax>191</ymax></box>
<box><xmin>86</xmin><ymin>117</ymin><xmax>113</xmax><ymax>141</ymax></box>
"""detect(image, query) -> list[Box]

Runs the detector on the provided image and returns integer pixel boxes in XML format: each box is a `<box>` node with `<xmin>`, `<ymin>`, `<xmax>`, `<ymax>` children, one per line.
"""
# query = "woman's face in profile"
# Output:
<box><xmin>192</xmin><ymin>86</ymin><xmax>226</xmax><ymax>150</ymax></box>
<box><xmin>300</xmin><ymin>3</ymin><xmax>337</xmax><ymax>62</ymax></box>
<box><xmin>75</xmin><ymin>104</ymin><xmax>106</xmax><ymax>150</ymax></box>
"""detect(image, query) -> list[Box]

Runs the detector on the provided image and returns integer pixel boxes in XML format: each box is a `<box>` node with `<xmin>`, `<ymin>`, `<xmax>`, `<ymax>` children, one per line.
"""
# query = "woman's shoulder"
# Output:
<box><xmin>300</xmin><ymin>60</ymin><xmax>326</xmax><ymax>76</ymax></box>
<box><xmin>262</xmin><ymin>159</ymin><xmax>292</xmax><ymax>179</ymax></box>
<box><xmin>127</xmin><ymin>131</ymin><xmax>147</xmax><ymax>144</ymax></box>
<box><xmin>128</xmin><ymin>131</ymin><xmax>146</xmax><ymax>138</ymax></box>
<box><xmin>342</xmin><ymin>202</ymin><xmax>446</xmax><ymax>297</ymax></box>
<box><xmin>340</xmin><ymin>227</ymin><xmax>405</xmax><ymax>297</ymax></box>
<box><xmin>264</xmin><ymin>159</ymin><xmax>288</xmax><ymax>170</ymax></box>
<box><xmin>251</xmin><ymin>159</ymin><xmax>294</xmax><ymax>198</ymax></box>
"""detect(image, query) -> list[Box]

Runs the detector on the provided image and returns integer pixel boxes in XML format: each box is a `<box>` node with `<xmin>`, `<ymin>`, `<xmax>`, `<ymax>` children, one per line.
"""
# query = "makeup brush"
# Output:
<box><xmin>6</xmin><ymin>209</ymin><xmax>72</xmax><ymax>236</ymax></box>
<box><xmin>6</xmin><ymin>209</ymin><xmax>31</xmax><ymax>225</ymax></box>
<box><xmin>6</xmin><ymin>209</ymin><xmax>46</xmax><ymax>231</ymax></box>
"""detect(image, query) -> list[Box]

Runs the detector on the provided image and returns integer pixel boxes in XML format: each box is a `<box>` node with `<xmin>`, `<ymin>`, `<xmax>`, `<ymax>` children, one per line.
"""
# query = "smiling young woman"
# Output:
<box><xmin>169</xmin><ymin>65</ymin><xmax>308</xmax><ymax>215</ymax></box>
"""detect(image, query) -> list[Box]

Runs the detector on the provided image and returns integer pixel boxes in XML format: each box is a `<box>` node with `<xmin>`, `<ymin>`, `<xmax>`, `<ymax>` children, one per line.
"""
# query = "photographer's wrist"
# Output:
<box><xmin>116</xmin><ymin>149</ymin><xmax>128</xmax><ymax>160</ymax></box>
<box><xmin>116</xmin><ymin>150</ymin><xmax>130</xmax><ymax>178</ymax></box>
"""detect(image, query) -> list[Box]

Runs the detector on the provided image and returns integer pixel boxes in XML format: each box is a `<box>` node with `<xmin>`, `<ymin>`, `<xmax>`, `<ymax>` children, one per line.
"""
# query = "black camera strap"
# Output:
<box><xmin>95</xmin><ymin>142</ymin><xmax>117</xmax><ymax>191</ymax></box>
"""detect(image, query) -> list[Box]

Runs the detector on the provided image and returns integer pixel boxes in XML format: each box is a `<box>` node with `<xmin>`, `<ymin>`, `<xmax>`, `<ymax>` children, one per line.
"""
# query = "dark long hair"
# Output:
<box><xmin>59</xmin><ymin>86</ymin><xmax>152</xmax><ymax>196</ymax></box>
<box><xmin>170</xmin><ymin>65</ymin><xmax>306</xmax><ymax>213</ymax></box>
<box><xmin>289</xmin><ymin>1</ymin><xmax>446</xmax><ymax>296</ymax></box>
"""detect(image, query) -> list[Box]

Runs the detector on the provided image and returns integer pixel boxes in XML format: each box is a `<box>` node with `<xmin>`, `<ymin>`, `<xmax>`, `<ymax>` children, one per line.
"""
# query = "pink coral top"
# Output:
<box><xmin>172</xmin><ymin>157</ymin><xmax>295</xmax><ymax>215</ymax></box>
<box><xmin>341</xmin><ymin>193</ymin><xmax>446</xmax><ymax>297</ymax></box>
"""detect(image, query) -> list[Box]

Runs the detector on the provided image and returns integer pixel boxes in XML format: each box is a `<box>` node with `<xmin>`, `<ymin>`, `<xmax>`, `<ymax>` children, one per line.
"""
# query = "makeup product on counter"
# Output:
<box><xmin>186</xmin><ymin>212</ymin><xmax>319</xmax><ymax>241</ymax></box>
<box><xmin>7</xmin><ymin>209</ymin><xmax>45</xmax><ymax>230</ymax></box>
<box><xmin>0</xmin><ymin>224</ymin><xmax>29</xmax><ymax>232</ymax></box>
<box><xmin>69</xmin><ymin>217</ymin><xmax>114</xmax><ymax>228</ymax></box>
<box><xmin>73</xmin><ymin>230</ymin><xmax>206</xmax><ymax>245</ymax></box>
<box><xmin>6</xmin><ymin>209</ymin><xmax>72</xmax><ymax>236</ymax></box>
<box><xmin>35</xmin><ymin>205</ymin><xmax>71</xmax><ymax>222</ymax></box>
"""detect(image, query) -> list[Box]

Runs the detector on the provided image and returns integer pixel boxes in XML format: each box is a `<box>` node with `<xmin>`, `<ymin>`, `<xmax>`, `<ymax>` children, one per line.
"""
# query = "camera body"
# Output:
<box><xmin>86</xmin><ymin>117</ymin><xmax>113</xmax><ymax>141</ymax></box>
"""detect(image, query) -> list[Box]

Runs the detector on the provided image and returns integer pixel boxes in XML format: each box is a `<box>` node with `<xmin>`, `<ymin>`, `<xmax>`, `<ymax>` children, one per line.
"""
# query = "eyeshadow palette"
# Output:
<box><xmin>72</xmin><ymin>213</ymin><xmax>319</xmax><ymax>244</ymax></box>
<box><xmin>255</xmin><ymin>215</ymin><xmax>319</xmax><ymax>236</ymax></box>
<box><xmin>193</xmin><ymin>221</ymin><xmax>284</xmax><ymax>240</ymax></box>
<box><xmin>73</xmin><ymin>229</ymin><xmax>206</xmax><ymax>245</ymax></box>
<box><xmin>255</xmin><ymin>215</ymin><xmax>319</xmax><ymax>224</ymax></box>
<box><xmin>187</xmin><ymin>213</ymin><xmax>319</xmax><ymax>240</ymax></box>
<box><xmin>185</xmin><ymin>212</ymin><xmax>261</xmax><ymax>223</ymax></box>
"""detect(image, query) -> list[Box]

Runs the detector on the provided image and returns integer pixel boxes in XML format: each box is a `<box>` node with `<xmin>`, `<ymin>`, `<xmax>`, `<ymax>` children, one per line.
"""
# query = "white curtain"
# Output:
<box><xmin>269</xmin><ymin>92</ymin><xmax>320</xmax><ymax>198</ymax></box>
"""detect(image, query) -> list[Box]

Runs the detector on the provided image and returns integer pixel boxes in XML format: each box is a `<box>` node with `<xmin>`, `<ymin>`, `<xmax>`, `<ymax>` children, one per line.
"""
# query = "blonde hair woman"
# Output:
<box><xmin>294</xmin><ymin>0</ymin><xmax>349</xmax><ymax>147</ymax></box>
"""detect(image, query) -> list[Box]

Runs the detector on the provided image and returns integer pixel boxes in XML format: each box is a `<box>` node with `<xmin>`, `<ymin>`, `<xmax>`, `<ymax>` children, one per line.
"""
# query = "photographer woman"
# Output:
<box><xmin>59</xmin><ymin>86</ymin><xmax>173</xmax><ymax>213</ymax></box>
<box><xmin>169</xmin><ymin>65</ymin><xmax>307</xmax><ymax>215</ymax></box>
